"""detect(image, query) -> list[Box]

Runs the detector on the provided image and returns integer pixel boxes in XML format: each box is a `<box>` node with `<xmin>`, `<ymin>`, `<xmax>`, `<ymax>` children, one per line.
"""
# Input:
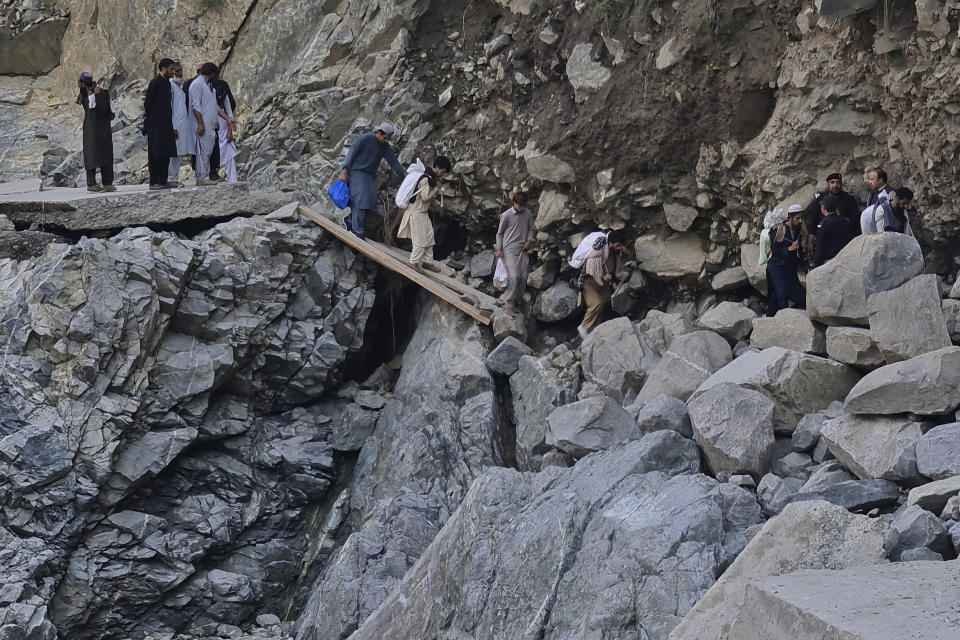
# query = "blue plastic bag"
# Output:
<box><xmin>327</xmin><ymin>180</ymin><xmax>351</xmax><ymax>210</ymax></box>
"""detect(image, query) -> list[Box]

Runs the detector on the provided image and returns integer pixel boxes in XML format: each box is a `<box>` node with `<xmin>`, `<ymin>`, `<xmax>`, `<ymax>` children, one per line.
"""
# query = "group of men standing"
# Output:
<box><xmin>76</xmin><ymin>59</ymin><xmax>238</xmax><ymax>193</ymax></box>
<box><xmin>143</xmin><ymin>59</ymin><xmax>238</xmax><ymax>189</ymax></box>
<box><xmin>762</xmin><ymin>169</ymin><xmax>915</xmax><ymax>316</ymax></box>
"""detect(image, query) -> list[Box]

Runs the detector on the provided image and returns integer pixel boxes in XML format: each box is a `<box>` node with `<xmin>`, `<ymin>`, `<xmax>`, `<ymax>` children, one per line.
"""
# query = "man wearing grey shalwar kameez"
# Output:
<box><xmin>495</xmin><ymin>192</ymin><xmax>535</xmax><ymax>316</ymax></box>
<box><xmin>339</xmin><ymin>122</ymin><xmax>406</xmax><ymax>239</ymax></box>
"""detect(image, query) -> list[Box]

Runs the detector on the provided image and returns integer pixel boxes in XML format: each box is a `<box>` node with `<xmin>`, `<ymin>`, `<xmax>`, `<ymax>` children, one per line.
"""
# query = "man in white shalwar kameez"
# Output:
<box><xmin>189</xmin><ymin>62</ymin><xmax>220</xmax><ymax>186</ymax></box>
<box><xmin>168</xmin><ymin>62</ymin><xmax>194</xmax><ymax>186</ymax></box>
<box><xmin>217</xmin><ymin>91</ymin><xmax>238</xmax><ymax>182</ymax></box>
<box><xmin>397</xmin><ymin>156</ymin><xmax>451</xmax><ymax>273</ymax></box>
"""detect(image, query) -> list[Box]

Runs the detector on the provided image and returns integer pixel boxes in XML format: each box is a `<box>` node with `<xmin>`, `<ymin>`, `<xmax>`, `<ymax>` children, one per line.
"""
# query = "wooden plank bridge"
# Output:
<box><xmin>298</xmin><ymin>205</ymin><xmax>496</xmax><ymax>325</ymax></box>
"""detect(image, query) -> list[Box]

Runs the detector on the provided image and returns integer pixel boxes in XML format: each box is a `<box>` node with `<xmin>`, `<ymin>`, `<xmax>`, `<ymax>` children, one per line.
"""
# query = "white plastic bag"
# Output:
<box><xmin>493</xmin><ymin>258</ymin><xmax>509</xmax><ymax>289</ymax></box>
<box><xmin>395</xmin><ymin>158</ymin><xmax>426</xmax><ymax>208</ymax></box>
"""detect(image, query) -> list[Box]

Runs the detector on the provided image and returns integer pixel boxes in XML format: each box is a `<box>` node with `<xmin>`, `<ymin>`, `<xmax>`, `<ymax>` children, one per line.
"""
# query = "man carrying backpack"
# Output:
<box><xmin>397</xmin><ymin>156</ymin><xmax>452</xmax><ymax>274</ymax></box>
<box><xmin>576</xmin><ymin>229</ymin><xmax>627</xmax><ymax>338</ymax></box>
<box><xmin>495</xmin><ymin>192</ymin><xmax>535</xmax><ymax>316</ymax></box>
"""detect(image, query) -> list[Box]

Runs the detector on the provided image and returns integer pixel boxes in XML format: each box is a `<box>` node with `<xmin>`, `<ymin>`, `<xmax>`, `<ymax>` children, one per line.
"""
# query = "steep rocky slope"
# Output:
<box><xmin>5</xmin><ymin>1</ymin><xmax>960</xmax><ymax>640</ymax></box>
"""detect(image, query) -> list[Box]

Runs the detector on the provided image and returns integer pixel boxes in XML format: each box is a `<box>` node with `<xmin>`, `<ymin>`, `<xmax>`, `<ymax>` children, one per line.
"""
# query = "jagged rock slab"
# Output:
<box><xmin>532</xmin><ymin>280</ymin><xmax>578</xmax><ymax>322</ymax></box>
<box><xmin>867</xmin><ymin>274</ymin><xmax>951</xmax><ymax>363</ymax></box>
<box><xmin>698</xmin><ymin>301</ymin><xmax>757</xmax><ymax>343</ymax></box>
<box><xmin>844</xmin><ymin>347</ymin><xmax>960</xmax><ymax>416</ymax></box>
<box><xmin>908</xmin><ymin>476</ymin><xmax>960</xmax><ymax>513</ymax></box>
<box><xmin>750</xmin><ymin>309</ymin><xmax>826</xmax><ymax>354</ymax></box>
<box><xmin>711</xmin><ymin>266</ymin><xmax>750</xmax><ymax>292</ymax></box>
<box><xmin>0</xmin><ymin>184</ymin><xmax>292</xmax><ymax>232</ymax></box>
<box><xmin>825</xmin><ymin>326</ymin><xmax>885</xmax><ymax>369</ymax></box>
<box><xmin>510</xmin><ymin>353</ymin><xmax>581</xmax><ymax>470</ymax></box>
<box><xmin>546</xmin><ymin>396</ymin><xmax>639</xmax><ymax>458</ymax></box>
<box><xmin>630</xmin><ymin>394</ymin><xmax>693</xmax><ymax>438</ymax></box>
<box><xmin>806</xmin><ymin>233</ymin><xmax>924</xmax><ymax>326</ymax></box>
<box><xmin>349</xmin><ymin>436</ymin><xmax>762</xmax><ymax>640</ymax></box>
<box><xmin>0</xmin><ymin>18</ymin><xmax>70</xmax><ymax>75</ymax></box>
<box><xmin>634</xmin><ymin>232</ymin><xmax>707</xmax><ymax>279</ymax></box>
<box><xmin>739</xmin><ymin>244</ymin><xmax>768</xmax><ymax>295</ymax></box>
<box><xmin>888</xmin><ymin>505</ymin><xmax>951</xmax><ymax>559</ymax></box>
<box><xmin>729</xmin><ymin>560</ymin><xmax>960</xmax><ymax>639</ymax></box>
<box><xmin>693</xmin><ymin>347</ymin><xmax>860</xmax><ymax>432</ymax></box>
<box><xmin>819</xmin><ymin>414</ymin><xmax>922</xmax><ymax>482</ymax></box>
<box><xmin>580</xmin><ymin>317</ymin><xmax>664</xmax><ymax>397</ymax></box>
<box><xmin>793</xmin><ymin>479</ymin><xmax>901</xmax><ymax>511</ymax></box>
<box><xmin>668</xmin><ymin>500</ymin><xmax>887</xmax><ymax>640</ymax></box>
<box><xmin>636</xmin><ymin>329</ymin><xmax>732</xmax><ymax>403</ymax></box>
<box><xmin>484</xmin><ymin>335</ymin><xmax>532</xmax><ymax>376</ymax></box>
<box><xmin>916</xmin><ymin>422</ymin><xmax>960</xmax><ymax>480</ymax></box>
<box><xmin>294</xmin><ymin>300</ymin><xmax>505</xmax><ymax>640</ymax></box>
<box><xmin>689</xmin><ymin>382</ymin><xmax>775</xmax><ymax>479</ymax></box>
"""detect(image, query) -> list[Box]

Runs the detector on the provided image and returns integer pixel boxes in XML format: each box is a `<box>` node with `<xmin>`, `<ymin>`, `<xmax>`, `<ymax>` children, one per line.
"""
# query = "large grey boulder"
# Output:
<box><xmin>942</xmin><ymin>299</ymin><xmax>960</xmax><ymax>343</ymax></box>
<box><xmin>806</xmin><ymin>233</ymin><xmax>924</xmax><ymax>326</ymax></box>
<box><xmin>711</xmin><ymin>267</ymin><xmax>750</xmax><ymax>292</ymax></box>
<box><xmin>750</xmin><ymin>309</ymin><xmax>826</xmax><ymax>354</ymax></box>
<box><xmin>729</xmin><ymin>560</ymin><xmax>960</xmax><ymax>639</ymax></box>
<box><xmin>845</xmin><ymin>347</ymin><xmax>960</xmax><ymax>415</ymax></box>
<box><xmin>295</xmin><ymin>301</ymin><xmax>505</xmax><ymax>640</ymax></box>
<box><xmin>819</xmin><ymin>414</ymin><xmax>923</xmax><ymax>482</ymax></box>
<box><xmin>630</xmin><ymin>394</ymin><xmax>693</xmax><ymax>438</ymax></box>
<box><xmin>907</xmin><ymin>476</ymin><xmax>960</xmax><ymax>513</ymax></box>
<box><xmin>668</xmin><ymin>500</ymin><xmax>887</xmax><ymax>640</ymax></box>
<box><xmin>565</xmin><ymin>43</ymin><xmax>612</xmax><ymax>102</ymax></box>
<box><xmin>640</xmin><ymin>310</ymin><xmax>697</xmax><ymax>346</ymax></box>
<box><xmin>532</xmin><ymin>280</ymin><xmax>578</xmax><ymax>322</ymax></box>
<box><xmin>793</xmin><ymin>479</ymin><xmax>902</xmax><ymax>511</ymax></box>
<box><xmin>867</xmin><ymin>274</ymin><xmax>951</xmax><ymax>363</ymax></box>
<box><xmin>484</xmin><ymin>335</ymin><xmax>532</xmax><ymax>376</ymax></box>
<box><xmin>799</xmin><ymin>460</ymin><xmax>858</xmax><ymax>493</ymax></box>
<box><xmin>510</xmin><ymin>354</ymin><xmax>581</xmax><ymax>470</ymax></box>
<box><xmin>756</xmin><ymin>473</ymin><xmax>805</xmax><ymax>515</ymax></box>
<box><xmin>664</xmin><ymin>202</ymin><xmax>699</xmax><ymax>232</ymax></box>
<box><xmin>546</xmin><ymin>396</ymin><xmax>639</xmax><ymax>458</ymax></box>
<box><xmin>349</xmin><ymin>437</ymin><xmax>762</xmax><ymax>640</ymax></box>
<box><xmin>689</xmin><ymin>382</ymin><xmax>776</xmax><ymax>479</ymax></box>
<box><xmin>634</xmin><ymin>232</ymin><xmax>707</xmax><ymax>279</ymax></box>
<box><xmin>791</xmin><ymin>403</ymin><xmax>844</xmax><ymax>452</ymax></box>
<box><xmin>888</xmin><ymin>505</ymin><xmax>951</xmax><ymax>559</ymax></box>
<box><xmin>916</xmin><ymin>422</ymin><xmax>960</xmax><ymax>480</ymax></box>
<box><xmin>697</xmin><ymin>301</ymin><xmax>757</xmax><ymax>343</ymax></box>
<box><xmin>825</xmin><ymin>326</ymin><xmax>885</xmax><ymax>369</ymax></box>
<box><xmin>739</xmin><ymin>244</ymin><xmax>768</xmax><ymax>295</ymax></box>
<box><xmin>580</xmin><ymin>317</ymin><xmax>665</xmax><ymax>397</ymax></box>
<box><xmin>636</xmin><ymin>330</ymin><xmax>732</xmax><ymax>403</ymax></box>
<box><xmin>693</xmin><ymin>347</ymin><xmax>860</xmax><ymax>433</ymax></box>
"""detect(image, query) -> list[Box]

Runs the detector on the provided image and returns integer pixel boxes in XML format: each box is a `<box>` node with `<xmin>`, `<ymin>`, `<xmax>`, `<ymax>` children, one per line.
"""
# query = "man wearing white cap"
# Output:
<box><xmin>339</xmin><ymin>122</ymin><xmax>406</xmax><ymax>239</ymax></box>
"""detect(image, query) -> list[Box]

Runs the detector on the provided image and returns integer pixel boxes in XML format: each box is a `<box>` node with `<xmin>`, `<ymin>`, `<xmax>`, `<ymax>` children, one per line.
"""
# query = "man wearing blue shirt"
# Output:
<box><xmin>339</xmin><ymin>123</ymin><xmax>405</xmax><ymax>239</ymax></box>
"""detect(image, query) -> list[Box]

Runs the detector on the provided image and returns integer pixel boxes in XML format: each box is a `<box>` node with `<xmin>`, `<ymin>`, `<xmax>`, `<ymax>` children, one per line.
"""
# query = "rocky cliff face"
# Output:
<box><xmin>5</xmin><ymin>1</ymin><xmax>960</xmax><ymax>275</ymax></box>
<box><xmin>5</xmin><ymin>1</ymin><xmax>960</xmax><ymax>640</ymax></box>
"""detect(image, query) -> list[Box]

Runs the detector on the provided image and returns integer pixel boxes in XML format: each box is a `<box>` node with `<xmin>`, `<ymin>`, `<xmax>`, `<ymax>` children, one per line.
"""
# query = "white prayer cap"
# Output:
<box><xmin>788</xmin><ymin>204</ymin><xmax>804</xmax><ymax>214</ymax></box>
<box><xmin>377</xmin><ymin>122</ymin><xmax>396</xmax><ymax>135</ymax></box>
